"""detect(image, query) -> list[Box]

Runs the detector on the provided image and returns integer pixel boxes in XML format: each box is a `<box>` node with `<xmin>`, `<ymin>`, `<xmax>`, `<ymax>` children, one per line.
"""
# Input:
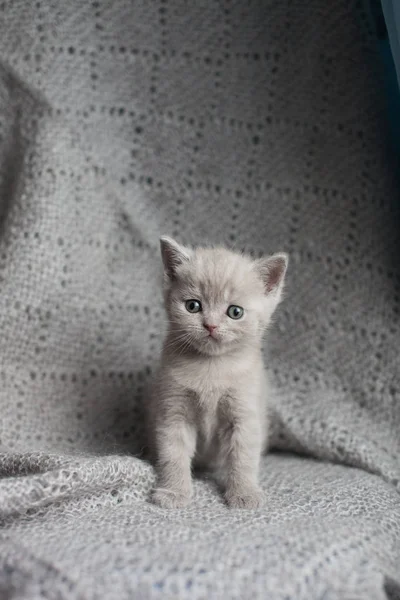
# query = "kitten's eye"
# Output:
<box><xmin>185</xmin><ymin>299</ymin><xmax>202</xmax><ymax>313</ymax></box>
<box><xmin>227</xmin><ymin>305</ymin><xmax>244</xmax><ymax>320</ymax></box>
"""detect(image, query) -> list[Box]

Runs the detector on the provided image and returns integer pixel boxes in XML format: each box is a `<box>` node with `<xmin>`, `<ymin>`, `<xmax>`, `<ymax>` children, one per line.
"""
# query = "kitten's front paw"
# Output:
<box><xmin>152</xmin><ymin>488</ymin><xmax>191</xmax><ymax>509</ymax></box>
<box><xmin>225</xmin><ymin>486</ymin><xmax>265</xmax><ymax>509</ymax></box>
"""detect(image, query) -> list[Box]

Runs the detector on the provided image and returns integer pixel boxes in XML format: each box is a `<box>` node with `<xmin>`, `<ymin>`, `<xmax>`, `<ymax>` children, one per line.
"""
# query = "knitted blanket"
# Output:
<box><xmin>0</xmin><ymin>1</ymin><xmax>399</xmax><ymax>598</ymax></box>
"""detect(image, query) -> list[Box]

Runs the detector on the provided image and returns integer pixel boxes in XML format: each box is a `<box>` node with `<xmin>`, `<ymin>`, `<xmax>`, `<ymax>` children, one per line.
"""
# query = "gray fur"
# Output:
<box><xmin>149</xmin><ymin>237</ymin><xmax>288</xmax><ymax>508</ymax></box>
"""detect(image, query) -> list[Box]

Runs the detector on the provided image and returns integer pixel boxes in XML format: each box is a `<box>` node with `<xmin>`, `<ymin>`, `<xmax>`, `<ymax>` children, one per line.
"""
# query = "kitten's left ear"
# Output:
<box><xmin>255</xmin><ymin>253</ymin><xmax>288</xmax><ymax>296</ymax></box>
<box><xmin>160</xmin><ymin>236</ymin><xmax>192</xmax><ymax>279</ymax></box>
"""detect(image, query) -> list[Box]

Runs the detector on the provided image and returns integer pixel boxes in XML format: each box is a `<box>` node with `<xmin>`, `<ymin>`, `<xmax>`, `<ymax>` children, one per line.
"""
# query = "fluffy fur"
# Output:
<box><xmin>148</xmin><ymin>237</ymin><xmax>288</xmax><ymax>509</ymax></box>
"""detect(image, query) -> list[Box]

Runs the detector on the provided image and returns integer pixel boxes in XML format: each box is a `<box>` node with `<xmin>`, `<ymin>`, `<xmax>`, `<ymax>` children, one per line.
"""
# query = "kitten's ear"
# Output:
<box><xmin>255</xmin><ymin>253</ymin><xmax>288</xmax><ymax>296</ymax></box>
<box><xmin>160</xmin><ymin>236</ymin><xmax>191</xmax><ymax>278</ymax></box>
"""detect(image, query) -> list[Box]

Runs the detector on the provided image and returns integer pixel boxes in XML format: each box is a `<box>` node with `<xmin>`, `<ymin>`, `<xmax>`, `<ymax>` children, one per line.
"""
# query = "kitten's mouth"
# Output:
<box><xmin>206</xmin><ymin>333</ymin><xmax>219</xmax><ymax>342</ymax></box>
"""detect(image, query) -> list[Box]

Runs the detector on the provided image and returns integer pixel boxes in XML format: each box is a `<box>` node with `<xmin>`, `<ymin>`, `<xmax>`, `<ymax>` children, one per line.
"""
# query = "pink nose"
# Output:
<box><xmin>204</xmin><ymin>324</ymin><xmax>218</xmax><ymax>333</ymax></box>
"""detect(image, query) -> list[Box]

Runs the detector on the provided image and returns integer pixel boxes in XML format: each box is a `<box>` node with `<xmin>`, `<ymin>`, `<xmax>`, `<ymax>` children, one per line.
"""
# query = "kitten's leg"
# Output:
<box><xmin>219</xmin><ymin>398</ymin><xmax>264</xmax><ymax>509</ymax></box>
<box><xmin>152</xmin><ymin>419</ymin><xmax>196</xmax><ymax>509</ymax></box>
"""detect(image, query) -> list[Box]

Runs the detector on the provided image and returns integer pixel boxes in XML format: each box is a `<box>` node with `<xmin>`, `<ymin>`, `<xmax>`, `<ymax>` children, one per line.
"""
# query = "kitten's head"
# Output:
<box><xmin>160</xmin><ymin>236</ymin><xmax>288</xmax><ymax>357</ymax></box>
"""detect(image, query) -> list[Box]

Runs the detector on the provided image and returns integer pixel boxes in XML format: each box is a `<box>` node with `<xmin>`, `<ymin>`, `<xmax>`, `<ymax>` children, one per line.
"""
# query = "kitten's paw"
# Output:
<box><xmin>225</xmin><ymin>486</ymin><xmax>265</xmax><ymax>509</ymax></box>
<box><xmin>152</xmin><ymin>488</ymin><xmax>190</xmax><ymax>509</ymax></box>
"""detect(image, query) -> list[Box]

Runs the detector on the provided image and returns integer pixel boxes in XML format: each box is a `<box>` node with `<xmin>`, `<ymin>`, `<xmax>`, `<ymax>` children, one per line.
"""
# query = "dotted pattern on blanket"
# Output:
<box><xmin>0</xmin><ymin>1</ymin><xmax>399</xmax><ymax>599</ymax></box>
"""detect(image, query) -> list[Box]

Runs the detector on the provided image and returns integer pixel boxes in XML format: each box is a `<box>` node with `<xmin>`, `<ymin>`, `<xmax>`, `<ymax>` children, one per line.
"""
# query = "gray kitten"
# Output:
<box><xmin>149</xmin><ymin>236</ymin><xmax>288</xmax><ymax>509</ymax></box>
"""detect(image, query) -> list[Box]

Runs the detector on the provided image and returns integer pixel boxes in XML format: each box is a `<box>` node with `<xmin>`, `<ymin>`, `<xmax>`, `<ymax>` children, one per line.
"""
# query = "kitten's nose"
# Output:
<box><xmin>204</xmin><ymin>323</ymin><xmax>218</xmax><ymax>334</ymax></box>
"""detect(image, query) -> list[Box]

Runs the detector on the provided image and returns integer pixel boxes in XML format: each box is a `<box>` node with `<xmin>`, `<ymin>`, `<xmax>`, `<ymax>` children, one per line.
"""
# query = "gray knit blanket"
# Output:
<box><xmin>0</xmin><ymin>1</ymin><xmax>399</xmax><ymax>598</ymax></box>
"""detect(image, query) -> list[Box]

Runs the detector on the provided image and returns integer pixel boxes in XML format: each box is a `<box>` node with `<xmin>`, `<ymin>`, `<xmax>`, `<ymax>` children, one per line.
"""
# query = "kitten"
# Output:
<box><xmin>149</xmin><ymin>236</ymin><xmax>288</xmax><ymax>509</ymax></box>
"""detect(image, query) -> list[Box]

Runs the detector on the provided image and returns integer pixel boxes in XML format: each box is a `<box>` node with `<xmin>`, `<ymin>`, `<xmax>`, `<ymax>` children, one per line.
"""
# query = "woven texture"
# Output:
<box><xmin>0</xmin><ymin>1</ymin><xmax>399</xmax><ymax>598</ymax></box>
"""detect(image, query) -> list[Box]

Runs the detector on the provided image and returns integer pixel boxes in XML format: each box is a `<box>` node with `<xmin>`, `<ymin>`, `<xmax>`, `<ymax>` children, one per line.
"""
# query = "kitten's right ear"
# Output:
<box><xmin>160</xmin><ymin>236</ymin><xmax>191</xmax><ymax>279</ymax></box>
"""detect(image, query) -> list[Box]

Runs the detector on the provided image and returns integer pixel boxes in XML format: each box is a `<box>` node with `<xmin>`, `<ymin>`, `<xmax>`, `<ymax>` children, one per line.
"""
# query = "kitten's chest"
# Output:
<box><xmin>171</xmin><ymin>357</ymin><xmax>232</xmax><ymax>401</ymax></box>
<box><xmin>171</xmin><ymin>359</ymin><xmax>233</xmax><ymax>451</ymax></box>
<box><xmin>190</xmin><ymin>379</ymin><xmax>224</xmax><ymax>460</ymax></box>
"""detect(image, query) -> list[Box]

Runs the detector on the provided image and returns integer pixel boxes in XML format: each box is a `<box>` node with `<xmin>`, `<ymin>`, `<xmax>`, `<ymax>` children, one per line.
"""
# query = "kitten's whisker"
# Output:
<box><xmin>163</xmin><ymin>333</ymin><xmax>194</xmax><ymax>354</ymax></box>
<box><xmin>167</xmin><ymin>336</ymin><xmax>192</xmax><ymax>357</ymax></box>
<box><xmin>163</xmin><ymin>334</ymin><xmax>189</xmax><ymax>348</ymax></box>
